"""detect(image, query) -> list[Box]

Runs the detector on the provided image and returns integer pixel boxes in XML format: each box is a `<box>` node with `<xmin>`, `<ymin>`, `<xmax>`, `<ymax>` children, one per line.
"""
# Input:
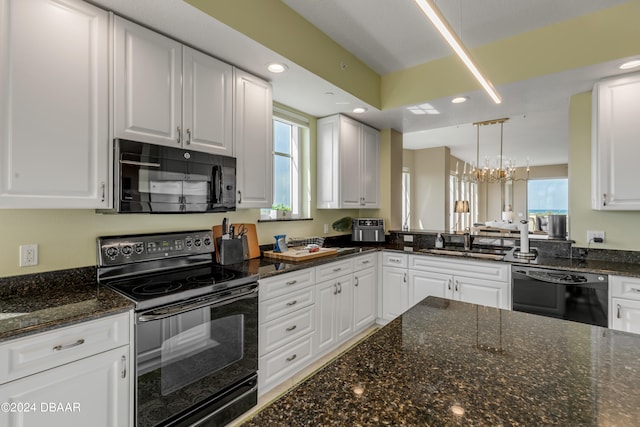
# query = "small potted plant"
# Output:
<box><xmin>272</xmin><ymin>204</ymin><xmax>292</xmax><ymax>219</ymax></box>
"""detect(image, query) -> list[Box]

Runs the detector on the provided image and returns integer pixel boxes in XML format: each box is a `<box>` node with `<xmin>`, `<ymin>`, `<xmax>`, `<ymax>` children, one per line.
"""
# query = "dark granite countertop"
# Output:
<box><xmin>0</xmin><ymin>267</ymin><xmax>134</xmax><ymax>343</ymax></box>
<box><xmin>243</xmin><ymin>296</ymin><xmax>640</xmax><ymax>426</ymax></box>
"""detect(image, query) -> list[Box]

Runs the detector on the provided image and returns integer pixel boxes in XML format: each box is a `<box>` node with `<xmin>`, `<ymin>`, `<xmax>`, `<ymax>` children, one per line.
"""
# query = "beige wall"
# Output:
<box><xmin>569</xmin><ymin>92</ymin><xmax>640</xmax><ymax>250</ymax></box>
<box><xmin>372</xmin><ymin>129</ymin><xmax>403</xmax><ymax>230</ymax></box>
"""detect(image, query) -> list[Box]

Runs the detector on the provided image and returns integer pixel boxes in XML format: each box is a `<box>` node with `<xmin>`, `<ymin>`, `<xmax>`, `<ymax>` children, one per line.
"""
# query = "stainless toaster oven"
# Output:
<box><xmin>352</xmin><ymin>218</ymin><xmax>386</xmax><ymax>242</ymax></box>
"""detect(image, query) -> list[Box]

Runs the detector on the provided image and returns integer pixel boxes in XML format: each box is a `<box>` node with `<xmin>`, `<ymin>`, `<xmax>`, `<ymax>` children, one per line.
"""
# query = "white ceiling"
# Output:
<box><xmin>91</xmin><ymin>0</ymin><xmax>638</xmax><ymax>167</ymax></box>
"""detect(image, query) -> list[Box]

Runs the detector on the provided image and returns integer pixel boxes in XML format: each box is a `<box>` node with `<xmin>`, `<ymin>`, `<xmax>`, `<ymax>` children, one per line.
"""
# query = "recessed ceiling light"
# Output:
<box><xmin>620</xmin><ymin>60</ymin><xmax>640</xmax><ymax>70</ymax></box>
<box><xmin>352</xmin><ymin>107</ymin><xmax>367</xmax><ymax>114</ymax></box>
<box><xmin>267</xmin><ymin>63</ymin><xmax>288</xmax><ymax>73</ymax></box>
<box><xmin>451</xmin><ymin>96</ymin><xmax>468</xmax><ymax>104</ymax></box>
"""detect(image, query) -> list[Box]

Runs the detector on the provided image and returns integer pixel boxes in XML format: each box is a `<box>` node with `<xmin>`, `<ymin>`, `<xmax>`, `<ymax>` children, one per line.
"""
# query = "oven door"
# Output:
<box><xmin>135</xmin><ymin>283</ymin><xmax>258</xmax><ymax>427</ymax></box>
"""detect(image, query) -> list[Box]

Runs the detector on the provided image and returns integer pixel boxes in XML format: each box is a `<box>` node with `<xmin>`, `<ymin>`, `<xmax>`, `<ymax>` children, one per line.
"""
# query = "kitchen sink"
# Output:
<box><xmin>418</xmin><ymin>248</ymin><xmax>507</xmax><ymax>261</ymax></box>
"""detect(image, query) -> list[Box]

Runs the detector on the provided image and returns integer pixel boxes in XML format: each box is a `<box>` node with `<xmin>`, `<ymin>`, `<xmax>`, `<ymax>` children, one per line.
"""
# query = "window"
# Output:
<box><xmin>262</xmin><ymin>107</ymin><xmax>309</xmax><ymax>220</ymax></box>
<box><xmin>273</xmin><ymin>119</ymin><xmax>300</xmax><ymax>215</ymax></box>
<box><xmin>402</xmin><ymin>167</ymin><xmax>410</xmax><ymax>229</ymax></box>
<box><xmin>527</xmin><ymin>178</ymin><xmax>568</xmax><ymax>229</ymax></box>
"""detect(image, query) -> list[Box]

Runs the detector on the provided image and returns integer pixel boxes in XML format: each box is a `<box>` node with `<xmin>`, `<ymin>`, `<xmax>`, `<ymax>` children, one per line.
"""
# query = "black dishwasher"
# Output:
<box><xmin>511</xmin><ymin>266</ymin><xmax>609</xmax><ymax>327</ymax></box>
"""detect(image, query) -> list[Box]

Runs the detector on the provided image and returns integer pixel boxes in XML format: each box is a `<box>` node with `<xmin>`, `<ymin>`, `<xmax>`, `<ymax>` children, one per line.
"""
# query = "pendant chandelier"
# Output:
<box><xmin>461</xmin><ymin>118</ymin><xmax>529</xmax><ymax>184</ymax></box>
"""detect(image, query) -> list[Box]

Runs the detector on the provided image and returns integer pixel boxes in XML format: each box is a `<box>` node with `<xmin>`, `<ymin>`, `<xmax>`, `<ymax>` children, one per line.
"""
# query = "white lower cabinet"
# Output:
<box><xmin>408</xmin><ymin>254</ymin><xmax>510</xmax><ymax>310</ymax></box>
<box><xmin>258</xmin><ymin>254</ymin><xmax>377</xmax><ymax>395</ymax></box>
<box><xmin>610</xmin><ymin>275</ymin><xmax>640</xmax><ymax>334</ymax></box>
<box><xmin>0</xmin><ymin>313</ymin><xmax>131</xmax><ymax>427</ymax></box>
<box><xmin>380</xmin><ymin>253</ymin><xmax>409</xmax><ymax>322</ymax></box>
<box><xmin>316</xmin><ymin>274</ymin><xmax>354</xmax><ymax>356</ymax></box>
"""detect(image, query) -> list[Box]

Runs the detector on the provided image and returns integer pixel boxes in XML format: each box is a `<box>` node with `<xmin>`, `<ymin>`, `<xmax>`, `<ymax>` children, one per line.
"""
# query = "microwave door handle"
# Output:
<box><xmin>218</xmin><ymin>165</ymin><xmax>224</xmax><ymax>202</ymax></box>
<box><xmin>138</xmin><ymin>286</ymin><xmax>258</xmax><ymax>322</ymax></box>
<box><xmin>120</xmin><ymin>160</ymin><xmax>161</xmax><ymax>168</ymax></box>
<box><xmin>211</xmin><ymin>165</ymin><xmax>221</xmax><ymax>204</ymax></box>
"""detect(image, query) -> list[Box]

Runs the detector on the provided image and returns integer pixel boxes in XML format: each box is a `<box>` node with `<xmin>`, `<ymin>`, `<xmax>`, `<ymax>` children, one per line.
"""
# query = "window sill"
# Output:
<box><xmin>258</xmin><ymin>217</ymin><xmax>314</xmax><ymax>223</ymax></box>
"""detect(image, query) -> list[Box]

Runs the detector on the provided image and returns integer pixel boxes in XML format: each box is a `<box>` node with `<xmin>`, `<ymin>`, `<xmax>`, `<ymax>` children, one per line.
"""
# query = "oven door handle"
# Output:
<box><xmin>137</xmin><ymin>285</ymin><xmax>258</xmax><ymax>322</ymax></box>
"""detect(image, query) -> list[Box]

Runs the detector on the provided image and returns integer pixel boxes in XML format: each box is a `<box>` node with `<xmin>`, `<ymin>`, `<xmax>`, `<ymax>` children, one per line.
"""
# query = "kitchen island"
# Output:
<box><xmin>242</xmin><ymin>296</ymin><xmax>640</xmax><ymax>426</ymax></box>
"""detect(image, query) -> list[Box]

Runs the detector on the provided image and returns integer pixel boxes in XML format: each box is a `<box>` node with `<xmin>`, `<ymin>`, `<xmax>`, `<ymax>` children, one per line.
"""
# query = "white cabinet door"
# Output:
<box><xmin>353</xmin><ymin>267</ymin><xmax>377</xmax><ymax>331</ymax></box>
<box><xmin>0</xmin><ymin>347</ymin><xmax>130</xmax><ymax>427</ymax></box>
<box><xmin>455</xmin><ymin>276</ymin><xmax>510</xmax><ymax>309</ymax></box>
<box><xmin>592</xmin><ymin>72</ymin><xmax>640</xmax><ymax>210</ymax></box>
<box><xmin>339</xmin><ymin>117</ymin><xmax>362</xmax><ymax>208</ymax></box>
<box><xmin>611</xmin><ymin>298</ymin><xmax>640</xmax><ymax>334</ymax></box>
<box><xmin>317</xmin><ymin>114</ymin><xmax>380</xmax><ymax>209</ymax></box>
<box><xmin>114</xmin><ymin>16</ymin><xmax>182</xmax><ymax>148</ymax></box>
<box><xmin>381</xmin><ymin>266</ymin><xmax>409</xmax><ymax>321</ymax></box>
<box><xmin>409</xmin><ymin>270</ymin><xmax>451</xmax><ymax>306</ymax></box>
<box><xmin>315</xmin><ymin>275</ymin><xmax>353</xmax><ymax>355</ymax></box>
<box><xmin>234</xmin><ymin>69</ymin><xmax>273</xmax><ymax>208</ymax></box>
<box><xmin>361</xmin><ymin>124</ymin><xmax>380</xmax><ymax>207</ymax></box>
<box><xmin>0</xmin><ymin>0</ymin><xmax>109</xmax><ymax>208</ymax></box>
<box><xmin>182</xmin><ymin>46</ymin><xmax>233</xmax><ymax>156</ymax></box>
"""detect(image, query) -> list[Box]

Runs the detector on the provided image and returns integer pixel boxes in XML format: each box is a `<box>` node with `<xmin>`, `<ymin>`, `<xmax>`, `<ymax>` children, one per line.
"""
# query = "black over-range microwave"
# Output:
<box><xmin>113</xmin><ymin>139</ymin><xmax>236</xmax><ymax>213</ymax></box>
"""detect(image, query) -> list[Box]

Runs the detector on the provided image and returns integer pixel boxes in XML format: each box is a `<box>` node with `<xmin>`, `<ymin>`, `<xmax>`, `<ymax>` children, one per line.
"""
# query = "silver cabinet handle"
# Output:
<box><xmin>100</xmin><ymin>182</ymin><xmax>105</xmax><ymax>202</ymax></box>
<box><xmin>286</xmin><ymin>280</ymin><xmax>297</xmax><ymax>286</ymax></box>
<box><xmin>630</xmin><ymin>288</ymin><xmax>640</xmax><ymax>293</ymax></box>
<box><xmin>447</xmin><ymin>279</ymin><xmax>452</xmax><ymax>291</ymax></box>
<box><xmin>186</xmin><ymin>128</ymin><xmax>192</xmax><ymax>144</ymax></box>
<box><xmin>362</xmin><ymin>260</ymin><xmax>370</xmax><ymax>264</ymax></box>
<box><xmin>603</xmin><ymin>193</ymin><xmax>607</xmax><ymax>207</ymax></box>
<box><xmin>455</xmin><ymin>280</ymin><xmax>459</xmax><ymax>292</ymax></box>
<box><xmin>617</xmin><ymin>304</ymin><xmax>622</xmax><ymax>319</ymax></box>
<box><xmin>403</xmin><ymin>273</ymin><xmax>407</xmax><ymax>283</ymax></box>
<box><xmin>333</xmin><ymin>284</ymin><xmax>338</xmax><ymax>295</ymax></box>
<box><xmin>286</xmin><ymin>354</ymin><xmax>297</xmax><ymax>362</ymax></box>
<box><xmin>237</xmin><ymin>190</ymin><xmax>242</xmax><ymax>203</ymax></box>
<box><xmin>286</xmin><ymin>325</ymin><xmax>297</xmax><ymax>332</ymax></box>
<box><xmin>53</xmin><ymin>338</ymin><xmax>85</xmax><ymax>352</ymax></box>
<box><xmin>355</xmin><ymin>276</ymin><xmax>359</xmax><ymax>287</ymax></box>
<box><xmin>286</xmin><ymin>300</ymin><xmax>298</xmax><ymax>306</ymax></box>
<box><xmin>333</xmin><ymin>267</ymin><xmax>342</xmax><ymax>272</ymax></box>
<box><xmin>337</xmin><ymin>282</ymin><xmax>342</xmax><ymax>294</ymax></box>
<box><xmin>121</xmin><ymin>355</ymin><xmax>127</xmax><ymax>379</ymax></box>
<box><xmin>120</xmin><ymin>160</ymin><xmax>161</xmax><ymax>168</ymax></box>
<box><xmin>176</xmin><ymin>126</ymin><xmax>182</xmax><ymax>144</ymax></box>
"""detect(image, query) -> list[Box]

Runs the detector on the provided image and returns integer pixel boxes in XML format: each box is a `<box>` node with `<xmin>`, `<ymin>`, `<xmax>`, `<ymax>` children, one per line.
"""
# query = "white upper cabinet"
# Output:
<box><xmin>317</xmin><ymin>114</ymin><xmax>380</xmax><ymax>209</ymax></box>
<box><xmin>592</xmin><ymin>72</ymin><xmax>640</xmax><ymax>210</ymax></box>
<box><xmin>0</xmin><ymin>0</ymin><xmax>109</xmax><ymax>208</ymax></box>
<box><xmin>234</xmin><ymin>69</ymin><xmax>273</xmax><ymax>209</ymax></box>
<box><xmin>114</xmin><ymin>17</ymin><xmax>233</xmax><ymax>156</ymax></box>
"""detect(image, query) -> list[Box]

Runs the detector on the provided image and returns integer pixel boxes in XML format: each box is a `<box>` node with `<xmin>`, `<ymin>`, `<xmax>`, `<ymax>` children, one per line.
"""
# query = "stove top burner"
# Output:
<box><xmin>132</xmin><ymin>281</ymin><xmax>183</xmax><ymax>296</ymax></box>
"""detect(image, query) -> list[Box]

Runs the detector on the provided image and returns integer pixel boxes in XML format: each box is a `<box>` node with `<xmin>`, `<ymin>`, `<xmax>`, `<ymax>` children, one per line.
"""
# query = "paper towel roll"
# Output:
<box><xmin>520</xmin><ymin>221</ymin><xmax>529</xmax><ymax>254</ymax></box>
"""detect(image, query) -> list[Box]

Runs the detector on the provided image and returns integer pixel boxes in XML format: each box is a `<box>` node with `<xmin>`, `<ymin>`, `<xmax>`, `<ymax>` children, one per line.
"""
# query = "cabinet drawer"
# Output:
<box><xmin>259</xmin><ymin>268</ymin><xmax>315</xmax><ymax>301</ymax></box>
<box><xmin>383</xmin><ymin>252</ymin><xmax>408</xmax><ymax>268</ymax></box>
<box><xmin>353</xmin><ymin>253</ymin><xmax>377</xmax><ymax>271</ymax></box>
<box><xmin>611</xmin><ymin>275</ymin><xmax>640</xmax><ymax>301</ymax></box>
<box><xmin>315</xmin><ymin>259</ymin><xmax>353</xmax><ymax>282</ymax></box>
<box><xmin>409</xmin><ymin>255</ymin><xmax>509</xmax><ymax>282</ymax></box>
<box><xmin>259</xmin><ymin>333</ymin><xmax>314</xmax><ymax>393</ymax></box>
<box><xmin>260</xmin><ymin>305</ymin><xmax>315</xmax><ymax>355</ymax></box>
<box><xmin>0</xmin><ymin>312</ymin><xmax>130</xmax><ymax>384</ymax></box>
<box><xmin>260</xmin><ymin>287</ymin><xmax>315</xmax><ymax>324</ymax></box>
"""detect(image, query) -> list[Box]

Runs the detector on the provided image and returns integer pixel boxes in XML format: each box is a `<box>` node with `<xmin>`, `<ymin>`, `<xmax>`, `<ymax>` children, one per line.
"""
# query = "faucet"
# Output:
<box><xmin>463</xmin><ymin>232</ymin><xmax>472</xmax><ymax>251</ymax></box>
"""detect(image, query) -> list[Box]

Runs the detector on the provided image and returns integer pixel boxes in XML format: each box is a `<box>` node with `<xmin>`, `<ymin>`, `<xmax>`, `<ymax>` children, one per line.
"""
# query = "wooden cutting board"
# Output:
<box><xmin>212</xmin><ymin>223</ymin><xmax>260</xmax><ymax>262</ymax></box>
<box><xmin>263</xmin><ymin>247</ymin><xmax>338</xmax><ymax>262</ymax></box>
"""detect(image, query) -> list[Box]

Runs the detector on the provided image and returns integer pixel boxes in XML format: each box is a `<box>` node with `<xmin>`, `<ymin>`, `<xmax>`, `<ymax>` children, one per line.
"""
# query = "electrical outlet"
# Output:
<box><xmin>20</xmin><ymin>244</ymin><xmax>38</xmax><ymax>267</ymax></box>
<box><xmin>403</xmin><ymin>234</ymin><xmax>414</xmax><ymax>242</ymax></box>
<box><xmin>587</xmin><ymin>230</ymin><xmax>605</xmax><ymax>244</ymax></box>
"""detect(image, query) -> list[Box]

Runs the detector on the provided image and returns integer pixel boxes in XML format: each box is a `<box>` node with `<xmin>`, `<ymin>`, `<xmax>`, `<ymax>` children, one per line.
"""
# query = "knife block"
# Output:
<box><xmin>217</xmin><ymin>237</ymin><xmax>245</xmax><ymax>265</ymax></box>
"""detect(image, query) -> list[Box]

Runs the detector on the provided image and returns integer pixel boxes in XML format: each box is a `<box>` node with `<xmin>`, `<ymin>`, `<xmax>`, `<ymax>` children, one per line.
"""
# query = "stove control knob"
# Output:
<box><xmin>134</xmin><ymin>243</ymin><xmax>144</xmax><ymax>254</ymax></box>
<box><xmin>121</xmin><ymin>245</ymin><xmax>133</xmax><ymax>256</ymax></box>
<box><xmin>203</xmin><ymin>236</ymin><xmax>212</xmax><ymax>246</ymax></box>
<box><xmin>185</xmin><ymin>238</ymin><xmax>193</xmax><ymax>248</ymax></box>
<box><xmin>105</xmin><ymin>246</ymin><xmax>119</xmax><ymax>258</ymax></box>
<box><xmin>194</xmin><ymin>238</ymin><xmax>202</xmax><ymax>247</ymax></box>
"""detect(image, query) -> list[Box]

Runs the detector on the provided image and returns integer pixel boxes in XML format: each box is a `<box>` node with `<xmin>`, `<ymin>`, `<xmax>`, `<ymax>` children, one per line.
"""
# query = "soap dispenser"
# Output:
<box><xmin>435</xmin><ymin>233</ymin><xmax>444</xmax><ymax>248</ymax></box>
